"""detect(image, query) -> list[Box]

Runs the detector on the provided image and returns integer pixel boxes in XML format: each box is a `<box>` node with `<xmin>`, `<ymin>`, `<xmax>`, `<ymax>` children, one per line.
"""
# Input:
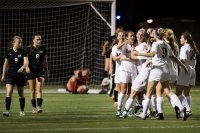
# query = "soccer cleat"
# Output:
<box><xmin>37</xmin><ymin>107</ymin><xmax>43</xmax><ymax>113</ymax></box>
<box><xmin>174</xmin><ymin>106</ymin><xmax>180</xmax><ymax>119</ymax></box>
<box><xmin>3</xmin><ymin>111</ymin><xmax>10</xmax><ymax>117</ymax></box>
<box><xmin>32</xmin><ymin>108</ymin><xmax>38</xmax><ymax>114</ymax></box>
<box><xmin>115</xmin><ymin>110</ymin><xmax>121</xmax><ymax>117</ymax></box>
<box><xmin>135</xmin><ymin>113</ymin><xmax>146</xmax><ymax>120</ymax></box>
<box><xmin>151</xmin><ymin>113</ymin><xmax>164</xmax><ymax>120</ymax></box>
<box><xmin>20</xmin><ymin>111</ymin><xmax>25</xmax><ymax>116</ymax></box>
<box><xmin>182</xmin><ymin>107</ymin><xmax>187</xmax><ymax>121</ymax></box>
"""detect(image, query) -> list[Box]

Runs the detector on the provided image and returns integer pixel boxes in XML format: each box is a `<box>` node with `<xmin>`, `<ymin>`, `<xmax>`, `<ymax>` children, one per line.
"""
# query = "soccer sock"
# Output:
<box><xmin>182</xmin><ymin>95</ymin><xmax>190</xmax><ymax>112</ymax></box>
<box><xmin>151</xmin><ymin>94</ymin><xmax>157</xmax><ymax>111</ymax></box>
<box><xmin>169</xmin><ymin>96</ymin><xmax>175</xmax><ymax>108</ymax></box>
<box><xmin>124</xmin><ymin>98</ymin><xmax>134</xmax><ymax>112</ymax></box>
<box><xmin>142</xmin><ymin>97</ymin><xmax>150</xmax><ymax>115</ymax></box>
<box><xmin>31</xmin><ymin>99</ymin><xmax>36</xmax><ymax>108</ymax></box>
<box><xmin>171</xmin><ymin>94</ymin><xmax>184</xmax><ymax>111</ymax></box>
<box><xmin>103</xmin><ymin>70</ymin><xmax>109</xmax><ymax>78</ymax></box>
<box><xmin>37</xmin><ymin>98</ymin><xmax>43</xmax><ymax>107</ymax></box>
<box><xmin>186</xmin><ymin>96</ymin><xmax>191</xmax><ymax>109</ymax></box>
<box><xmin>19</xmin><ymin>97</ymin><xmax>25</xmax><ymax>111</ymax></box>
<box><xmin>5</xmin><ymin>97</ymin><xmax>11</xmax><ymax>111</ymax></box>
<box><xmin>156</xmin><ymin>97</ymin><xmax>163</xmax><ymax>113</ymax></box>
<box><xmin>114</xmin><ymin>90</ymin><xmax>118</xmax><ymax>102</ymax></box>
<box><xmin>117</xmin><ymin>93</ymin><xmax>125</xmax><ymax>111</ymax></box>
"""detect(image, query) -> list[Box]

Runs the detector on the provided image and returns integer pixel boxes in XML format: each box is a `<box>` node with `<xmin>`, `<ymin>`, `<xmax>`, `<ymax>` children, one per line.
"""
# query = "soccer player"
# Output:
<box><xmin>66</xmin><ymin>68</ymin><xmax>90</xmax><ymax>94</ymax></box>
<box><xmin>135</xmin><ymin>28</ymin><xmax>188</xmax><ymax>120</ymax></box>
<box><xmin>1</xmin><ymin>35</ymin><xmax>28</xmax><ymax>117</ymax></box>
<box><xmin>26</xmin><ymin>33</ymin><xmax>48</xmax><ymax>113</ymax></box>
<box><xmin>176</xmin><ymin>32</ymin><xmax>198</xmax><ymax>116</ymax></box>
<box><xmin>111</xmin><ymin>29</ymin><xmax>124</xmax><ymax>116</ymax></box>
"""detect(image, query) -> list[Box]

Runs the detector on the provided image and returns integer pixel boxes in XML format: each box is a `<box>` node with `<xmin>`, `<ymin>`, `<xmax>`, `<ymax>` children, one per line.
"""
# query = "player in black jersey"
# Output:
<box><xmin>1</xmin><ymin>35</ymin><xmax>28</xmax><ymax>117</ymax></box>
<box><xmin>26</xmin><ymin>33</ymin><xmax>48</xmax><ymax>113</ymax></box>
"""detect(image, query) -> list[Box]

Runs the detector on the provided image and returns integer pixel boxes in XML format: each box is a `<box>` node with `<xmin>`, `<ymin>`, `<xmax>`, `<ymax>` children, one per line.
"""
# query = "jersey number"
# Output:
<box><xmin>36</xmin><ymin>54</ymin><xmax>39</xmax><ymax>59</ymax></box>
<box><xmin>162</xmin><ymin>48</ymin><xmax>167</xmax><ymax>58</ymax></box>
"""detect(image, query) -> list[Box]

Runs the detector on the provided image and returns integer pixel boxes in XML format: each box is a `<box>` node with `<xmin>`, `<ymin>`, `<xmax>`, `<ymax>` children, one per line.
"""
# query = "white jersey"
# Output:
<box><xmin>176</xmin><ymin>43</ymin><xmax>196</xmax><ymax>86</ymax></box>
<box><xmin>167</xmin><ymin>44</ymin><xmax>179</xmax><ymax>82</ymax></box>
<box><xmin>120</xmin><ymin>43</ymin><xmax>137</xmax><ymax>73</ymax></box>
<box><xmin>148</xmin><ymin>40</ymin><xmax>174</xmax><ymax>82</ymax></box>
<box><xmin>179</xmin><ymin>43</ymin><xmax>196</xmax><ymax>68</ymax></box>
<box><xmin>151</xmin><ymin>40</ymin><xmax>174</xmax><ymax>66</ymax></box>
<box><xmin>112</xmin><ymin>44</ymin><xmax>122</xmax><ymax>83</ymax></box>
<box><xmin>135</xmin><ymin>42</ymin><xmax>148</xmax><ymax>72</ymax></box>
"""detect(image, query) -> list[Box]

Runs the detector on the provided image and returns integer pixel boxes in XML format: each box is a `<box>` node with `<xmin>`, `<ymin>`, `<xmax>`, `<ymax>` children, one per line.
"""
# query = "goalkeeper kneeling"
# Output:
<box><xmin>65</xmin><ymin>68</ymin><xmax>90</xmax><ymax>94</ymax></box>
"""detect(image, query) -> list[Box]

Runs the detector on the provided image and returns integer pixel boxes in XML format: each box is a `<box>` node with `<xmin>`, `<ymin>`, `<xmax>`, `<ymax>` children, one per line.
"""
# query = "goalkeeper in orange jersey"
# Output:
<box><xmin>65</xmin><ymin>68</ymin><xmax>90</xmax><ymax>94</ymax></box>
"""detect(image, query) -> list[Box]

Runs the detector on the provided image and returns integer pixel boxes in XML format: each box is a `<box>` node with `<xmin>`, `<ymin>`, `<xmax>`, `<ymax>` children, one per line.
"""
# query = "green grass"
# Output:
<box><xmin>0</xmin><ymin>86</ymin><xmax>200</xmax><ymax>133</ymax></box>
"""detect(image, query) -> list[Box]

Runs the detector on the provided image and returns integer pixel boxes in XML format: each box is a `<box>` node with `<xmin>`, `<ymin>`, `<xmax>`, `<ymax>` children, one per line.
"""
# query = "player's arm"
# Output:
<box><xmin>170</xmin><ymin>56</ymin><xmax>188</xmax><ymax>74</ymax></box>
<box><xmin>1</xmin><ymin>58</ymin><xmax>8</xmax><ymax>82</ymax></box>
<box><xmin>18</xmin><ymin>57</ymin><xmax>29</xmax><ymax>73</ymax></box>
<box><xmin>101</xmin><ymin>41</ymin><xmax>109</xmax><ymax>57</ymax></box>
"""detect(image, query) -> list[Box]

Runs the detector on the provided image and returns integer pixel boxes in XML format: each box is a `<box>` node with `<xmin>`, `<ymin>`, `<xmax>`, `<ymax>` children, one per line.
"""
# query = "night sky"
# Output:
<box><xmin>116</xmin><ymin>0</ymin><xmax>199</xmax><ymax>31</ymax></box>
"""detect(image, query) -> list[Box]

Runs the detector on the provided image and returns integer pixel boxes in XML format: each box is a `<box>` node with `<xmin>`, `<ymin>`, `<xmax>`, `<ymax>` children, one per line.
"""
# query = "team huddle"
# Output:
<box><xmin>1</xmin><ymin>33</ymin><xmax>48</xmax><ymax>116</ymax></box>
<box><xmin>102</xmin><ymin>27</ymin><xmax>198</xmax><ymax>120</ymax></box>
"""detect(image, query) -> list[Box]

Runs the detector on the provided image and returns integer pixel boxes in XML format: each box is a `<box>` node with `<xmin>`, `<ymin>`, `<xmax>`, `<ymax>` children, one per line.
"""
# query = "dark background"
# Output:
<box><xmin>116</xmin><ymin>0</ymin><xmax>200</xmax><ymax>83</ymax></box>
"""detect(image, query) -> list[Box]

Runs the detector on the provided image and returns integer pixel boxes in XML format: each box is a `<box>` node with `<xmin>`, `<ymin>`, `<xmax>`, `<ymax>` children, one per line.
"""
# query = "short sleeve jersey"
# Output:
<box><xmin>5</xmin><ymin>48</ymin><xmax>27</xmax><ymax>73</ymax></box>
<box><xmin>27</xmin><ymin>45</ymin><xmax>47</xmax><ymax>70</ymax></box>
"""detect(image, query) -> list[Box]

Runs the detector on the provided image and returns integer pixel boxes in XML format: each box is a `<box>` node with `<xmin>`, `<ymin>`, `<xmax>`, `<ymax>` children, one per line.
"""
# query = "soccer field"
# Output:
<box><xmin>0</xmin><ymin>86</ymin><xmax>200</xmax><ymax>133</ymax></box>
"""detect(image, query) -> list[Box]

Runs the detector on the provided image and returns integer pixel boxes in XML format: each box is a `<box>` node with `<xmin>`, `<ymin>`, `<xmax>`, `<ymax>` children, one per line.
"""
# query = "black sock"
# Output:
<box><xmin>103</xmin><ymin>70</ymin><xmax>108</xmax><ymax>78</ymax></box>
<box><xmin>19</xmin><ymin>97</ymin><xmax>25</xmax><ymax>111</ymax></box>
<box><xmin>5</xmin><ymin>97</ymin><xmax>11</xmax><ymax>111</ymax></box>
<box><xmin>114</xmin><ymin>90</ymin><xmax>118</xmax><ymax>102</ymax></box>
<box><xmin>37</xmin><ymin>98</ymin><xmax>43</xmax><ymax>107</ymax></box>
<box><xmin>31</xmin><ymin>99</ymin><xmax>36</xmax><ymax>108</ymax></box>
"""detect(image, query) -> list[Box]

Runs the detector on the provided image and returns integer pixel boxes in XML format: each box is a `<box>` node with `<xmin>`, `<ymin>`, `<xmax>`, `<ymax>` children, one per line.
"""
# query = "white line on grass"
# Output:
<box><xmin>1</xmin><ymin>125</ymin><xmax>200</xmax><ymax>132</ymax></box>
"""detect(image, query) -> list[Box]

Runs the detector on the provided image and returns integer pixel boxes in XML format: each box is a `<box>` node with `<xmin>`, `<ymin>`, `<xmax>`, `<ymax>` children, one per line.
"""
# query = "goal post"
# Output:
<box><xmin>0</xmin><ymin>0</ymin><xmax>116</xmax><ymax>88</ymax></box>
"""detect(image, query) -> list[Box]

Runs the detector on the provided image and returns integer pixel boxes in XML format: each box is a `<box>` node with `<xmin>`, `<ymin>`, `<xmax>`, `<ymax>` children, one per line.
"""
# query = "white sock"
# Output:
<box><xmin>186</xmin><ymin>96</ymin><xmax>191</xmax><ymax>110</ymax></box>
<box><xmin>117</xmin><ymin>93</ymin><xmax>125</xmax><ymax>111</ymax></box>
<box><xmin>151</xmin><ymin>94</ymin><xmax>157</xmax><ymax>111</ymax></box>
<box><xmin>171</xmin><ymin>94</ymin><xmax>183</xmax><ymax>111</ymax></box>
<box><xmin>182</xmin><ymin>95</ymin><xmax>190</xmax><ymax>112</ymax></box>
<box><xmin>122</xmin><ymin>98</ymin><xmax>134</xmax><ymax>115</ymax></box>
<box><xmin>167</xmin><ymin>95</ymin><xmax>175</xmax><ymax>108</ymax></box>
<box><xmin>156</xmin><ymin>97</ymin><xmax>163</xmax><ymax>113</ymax></box>
<box><xmin>142</xmin><ymin>97</ymin><xmax>150</xmax><ymax>115</ymax></box>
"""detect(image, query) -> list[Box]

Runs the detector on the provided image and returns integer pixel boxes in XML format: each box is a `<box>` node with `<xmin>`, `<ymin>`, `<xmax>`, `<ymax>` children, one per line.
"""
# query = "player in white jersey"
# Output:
<box><xmin>119</xmin><ymin>32</ymin><xmax>153</xmax><ymax>118</ymax></box>
<box><xmin>111</xmin><ymin>30</ymin><xmax>125</xmax><ymax>116</ymax></box>
<box><xmin>134</xmin><ymin>28</ymin><xmax>188</xmax><ymax>120</ymax></box>
<box><xmin>176</xmin><ymin>32</ymin><xmax>198</xmax><ymax>116</ymax></box>
<box><xmin>135</xmin><ymin>28</ymin><xmax>149</xmax><ymax>72</ymax></box>
<box><xmin>115</xmin><ymin>31</ymin><xmax>138</xmax><ymax>117</ymax></box>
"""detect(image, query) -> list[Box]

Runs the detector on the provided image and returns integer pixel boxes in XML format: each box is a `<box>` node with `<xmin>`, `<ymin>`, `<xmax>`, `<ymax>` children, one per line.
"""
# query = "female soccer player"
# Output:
<box><xmin>176</xmin><ymin>32</ymin><xmax>198</xmax><ymax>116</ymax></box>
<box><xmin>1</xmin><ymin>35</ymin><xmax>28</xmax><ymax>116</ymax></box>
<box><xmin>26</xmin><ymin>33</ymin><xmax>48</xmax><ymax>113</ymax></box>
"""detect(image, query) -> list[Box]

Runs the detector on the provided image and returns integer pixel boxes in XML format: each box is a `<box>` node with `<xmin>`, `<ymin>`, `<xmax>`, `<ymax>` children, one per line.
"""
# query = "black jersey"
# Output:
<box><xmin>5</xmin><ymin>48</ymin><xmax>27</xmax><ymax>74</ymax></box>
<box><xmin>27</xmin><ymin>45</ymin><xmax>47</xmax><ymax>70</ymax></box>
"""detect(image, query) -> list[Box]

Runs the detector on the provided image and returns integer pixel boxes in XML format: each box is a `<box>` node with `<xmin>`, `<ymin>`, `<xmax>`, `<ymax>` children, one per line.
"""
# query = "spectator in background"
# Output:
<box><xmin>1</xmin><ymin>35</ymin><xmax>28</xmax><ymax>117</ymax></box>
<box><xmin>66</xmin><ymin>68</ymin><xmax>90</xmax><ymax>94</ymax></box>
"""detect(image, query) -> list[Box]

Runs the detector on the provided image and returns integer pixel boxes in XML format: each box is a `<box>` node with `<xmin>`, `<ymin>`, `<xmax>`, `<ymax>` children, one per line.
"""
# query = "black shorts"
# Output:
<box><xmin>5</xmin><ymin>73</ymin><xmax>26</xmax><ymax>87</ymax></box>
<box><xmin>26</xmin><ymin>69</ymin><xmax>45</xmax><ymax>80</ymax></box>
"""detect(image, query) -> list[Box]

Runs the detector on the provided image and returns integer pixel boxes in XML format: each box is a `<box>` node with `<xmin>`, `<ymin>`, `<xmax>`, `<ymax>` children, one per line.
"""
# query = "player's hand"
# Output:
<box><xmin>18</xmin><ymin>67</ymin><xmax>24</xmax><ymax>73</ymax></box>
<box><xmin>25</xmin><ymin>67</ymin><xmax>30</xmax><ymax>74</ymax></box>
<box><xmin>1</xmin><ymin>76</ymin><xmax>5</xmax><ymax>82</ymax></box>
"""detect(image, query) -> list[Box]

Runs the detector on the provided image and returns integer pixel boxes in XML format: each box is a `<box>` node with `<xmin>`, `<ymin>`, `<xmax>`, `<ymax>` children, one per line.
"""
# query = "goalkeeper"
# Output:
<box><xmin>65</xmin><ymin>68</ymin><xmax>90</xmax><ymax>94</ymax></box>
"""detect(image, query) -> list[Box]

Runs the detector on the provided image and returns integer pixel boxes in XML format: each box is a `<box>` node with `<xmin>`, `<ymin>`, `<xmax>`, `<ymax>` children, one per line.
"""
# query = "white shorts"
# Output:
<box><xmin>176</xmin><ymin>67</ymin><xmax>196</xmax><ymax>86</ymax></box>
<box><xmin>132</xmin><ymin>61</ymin><xmax>152</xmax><ymax>92</ymax></box>
<box><xmin>120</xmin><ymin>70</ymin><xmax>137</xmax><ymax>83</ymax></box>
<box><xmin>114</xmin><ymin>68</ymin><xmax>121</xmax><ymax>84</ymax></box>
<box><xmin>169</xmin><ymin>75</ymin><xmax>177</xmax><ymax>84</ymax></box>
<box><xmin>148</xmin><ymin>65</ymin><xmax>170</xmax><ymax>82</ymax></box>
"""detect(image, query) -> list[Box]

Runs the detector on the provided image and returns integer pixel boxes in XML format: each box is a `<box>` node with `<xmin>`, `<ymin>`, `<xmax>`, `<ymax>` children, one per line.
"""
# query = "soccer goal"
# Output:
<box><xmin>0</xmin><ymin>0</ymin><xmax>116</xmax><ymax>88</ymax></box>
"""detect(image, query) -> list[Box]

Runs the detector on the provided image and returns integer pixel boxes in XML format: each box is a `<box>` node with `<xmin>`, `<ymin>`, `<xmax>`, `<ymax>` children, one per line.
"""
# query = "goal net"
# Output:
<box><xmin>0</xmin><ymin>0</ymin><xmax>116</xmax><ymax>88</ymax></box>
